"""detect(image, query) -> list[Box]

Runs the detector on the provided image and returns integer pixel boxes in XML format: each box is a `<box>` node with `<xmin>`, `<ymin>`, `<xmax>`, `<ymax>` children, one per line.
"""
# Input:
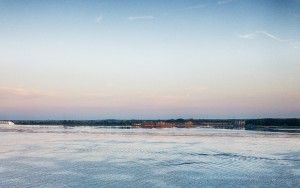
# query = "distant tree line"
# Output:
<box><xmin>13</xmin><ymin>119</ymin><xmax>241</xmax><ymax>126</ymax></box>
<box><xmin>245</xmin><ymin>118</ymin><xmax>300</xmax><ymax>131</ymax></box>
<box><xmin>245</xmin><ymin>118</ymin><xmax>300</xmax><ymax>127</ymax></box>
<box><xmin>12</xmin><ymin>118</ymin><xmax>300</xmax><ymax>129</ymax></box>
<box><xmin>13</xmin><ymin>120</ymin><xmax>140</xmax><ymax>126</ymax></box>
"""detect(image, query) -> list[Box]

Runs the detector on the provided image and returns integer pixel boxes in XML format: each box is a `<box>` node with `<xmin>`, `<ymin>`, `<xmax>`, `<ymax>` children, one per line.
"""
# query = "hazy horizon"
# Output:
<box><xmin>1</xmin><ymin>0</ymin><xmax>299</xmax><ymax>119</ymax></box>
<box><xmin>1</xmin><ymin>117</ymin><xmax>300</xmax><ymax>121</ymax></box>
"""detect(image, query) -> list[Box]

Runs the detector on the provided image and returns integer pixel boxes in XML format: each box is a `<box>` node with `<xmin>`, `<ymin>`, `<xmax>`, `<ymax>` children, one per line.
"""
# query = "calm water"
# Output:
<box><xmin>0</xmin><ymin>126</ymin><xmax>299</xmax><ymax>188</ymax></box>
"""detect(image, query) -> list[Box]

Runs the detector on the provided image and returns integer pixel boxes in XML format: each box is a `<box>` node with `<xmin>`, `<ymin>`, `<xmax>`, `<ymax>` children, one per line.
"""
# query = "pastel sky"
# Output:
<box><xmin>0</xmin><ymin>0</ymin><xmax>299</xmax><ymax>119</ymax></box>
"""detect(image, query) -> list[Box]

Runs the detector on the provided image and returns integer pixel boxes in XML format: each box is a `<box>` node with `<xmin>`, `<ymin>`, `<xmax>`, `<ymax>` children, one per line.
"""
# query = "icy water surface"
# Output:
<box><xmin>0</xmin><ymin>126</ymin><xmax>299</xmax><ymax>188</ymax></box>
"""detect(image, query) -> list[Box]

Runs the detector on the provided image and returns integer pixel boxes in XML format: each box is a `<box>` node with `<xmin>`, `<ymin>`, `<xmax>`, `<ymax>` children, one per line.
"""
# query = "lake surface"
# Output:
<box><xmin>0</xmin><ymin>126</ymin><xmax>299</xmax><ymax>188</ymax></box>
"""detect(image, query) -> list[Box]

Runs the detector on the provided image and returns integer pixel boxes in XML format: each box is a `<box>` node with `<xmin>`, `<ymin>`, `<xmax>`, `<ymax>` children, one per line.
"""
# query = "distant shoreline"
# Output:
<box><xmin>1</xmin><ymin>118</ymin><xmax>299</xmax><ymax>133</ymax></box>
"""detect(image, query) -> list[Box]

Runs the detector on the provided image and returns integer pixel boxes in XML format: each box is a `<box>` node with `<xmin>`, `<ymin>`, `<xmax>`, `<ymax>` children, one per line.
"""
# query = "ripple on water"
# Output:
<box><xmin>0</xmin><ymin>127</ymin><xmax>299</xmax><ymax>187</ymax></box>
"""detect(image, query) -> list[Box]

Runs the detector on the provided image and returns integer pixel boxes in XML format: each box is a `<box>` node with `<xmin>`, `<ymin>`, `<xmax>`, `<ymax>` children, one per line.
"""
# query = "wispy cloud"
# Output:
<box><xmin>239</xmin><ymin>31</ymin><xmax>288</xmax><ymax>42</ymax></box>
<box><xmin>288</xmin><ymin>11</ymin><xmax>300</xmax><ymax>18</ymax></box>
<box><xmin>164</xmin><ymin>0</ymin><xmax>234</xmax><ymax>16</ymax></box>
<box><xmin>217</xmin><ymin>0</ymin><xmax>235</xmax><ymax>5</ymax></box>
<box><xmin>294</xmin><ymin>13</ymin><xmax>300</xmax><ymax>18</ymax></box>
<box><xmin>0</xmin><ymin>87</ymin><xmax>48</xmax><ymax>99</ymax></box>
<box><xmin>238</xmin><ymin>30</ymin><xmax>299</xmax><ymax>49</ymax></box>
<box><xmin>238</xmin><ymin>33</ymin><xmax>256</xmax><ymax>39</ymax></box>
<box><xmin>127</xmin><ymin>16</ymin><xmax>154</xmax><ymax>21</ymax></box>
<box><xmin>184</xmin><ymin>4</ymin><xmax>207</xmax><ymax>10</ymax></box>
<box><xmin>256</xmin><ymin>31</ymin><xmax>290</xmax><ymax>42</ymax></box>
<box><xmin>163</xmin><ymin>3</ymin><xmax>206</xmax><ymax>16</ymax></box>
<box><xmin>95</xmin><ymin>16</ymin><xmax>103</xmax><ymax>23</ymax></box>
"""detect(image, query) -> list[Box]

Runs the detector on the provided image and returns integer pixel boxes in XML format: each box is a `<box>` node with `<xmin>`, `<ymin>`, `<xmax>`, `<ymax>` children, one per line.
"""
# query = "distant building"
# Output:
<box><xmin>184</xmin><ymin>121</ymin><xmax>194</xmax><ymax>127</ymax></box>
<box><xmin>140</xmin><ymin>121</ymin><xmax>175</xmax><ymax>128</ymax></box>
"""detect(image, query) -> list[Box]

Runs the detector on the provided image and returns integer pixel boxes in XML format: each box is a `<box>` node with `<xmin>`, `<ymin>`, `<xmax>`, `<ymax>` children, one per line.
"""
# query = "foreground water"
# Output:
<box><xmin>0</xmin><ymin>126</ymin><xmax>299</xmax><ymax>188</ymax></box>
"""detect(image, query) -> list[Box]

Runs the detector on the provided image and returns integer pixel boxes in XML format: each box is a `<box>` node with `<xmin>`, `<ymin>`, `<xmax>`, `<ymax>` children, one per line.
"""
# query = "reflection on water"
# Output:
<box><xmin>0</xmin><ymin>126</ymin><xmax>299</xmax><ymax>187</ymax></box>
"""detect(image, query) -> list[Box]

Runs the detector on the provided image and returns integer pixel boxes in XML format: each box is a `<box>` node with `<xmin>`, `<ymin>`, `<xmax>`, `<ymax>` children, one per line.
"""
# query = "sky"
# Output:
<box><xmin>0</xmin><ymin>0</ymin><xmax>299</xmax><ymax>120</ymax></box>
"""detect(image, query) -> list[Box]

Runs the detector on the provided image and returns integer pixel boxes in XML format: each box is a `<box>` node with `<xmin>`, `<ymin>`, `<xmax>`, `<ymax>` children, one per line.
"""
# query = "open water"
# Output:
<box><xmin>0</xmin><ymin>125</ymin><xmax>299</xmax><ymax>187</ymax></box>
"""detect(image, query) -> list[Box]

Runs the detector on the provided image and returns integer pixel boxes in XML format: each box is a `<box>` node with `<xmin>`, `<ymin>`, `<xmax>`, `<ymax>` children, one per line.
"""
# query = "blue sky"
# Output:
<box><xmin>0</xmin><ymin>0</ymin><xmax>299</xmax><ymax>119</ymax></box>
